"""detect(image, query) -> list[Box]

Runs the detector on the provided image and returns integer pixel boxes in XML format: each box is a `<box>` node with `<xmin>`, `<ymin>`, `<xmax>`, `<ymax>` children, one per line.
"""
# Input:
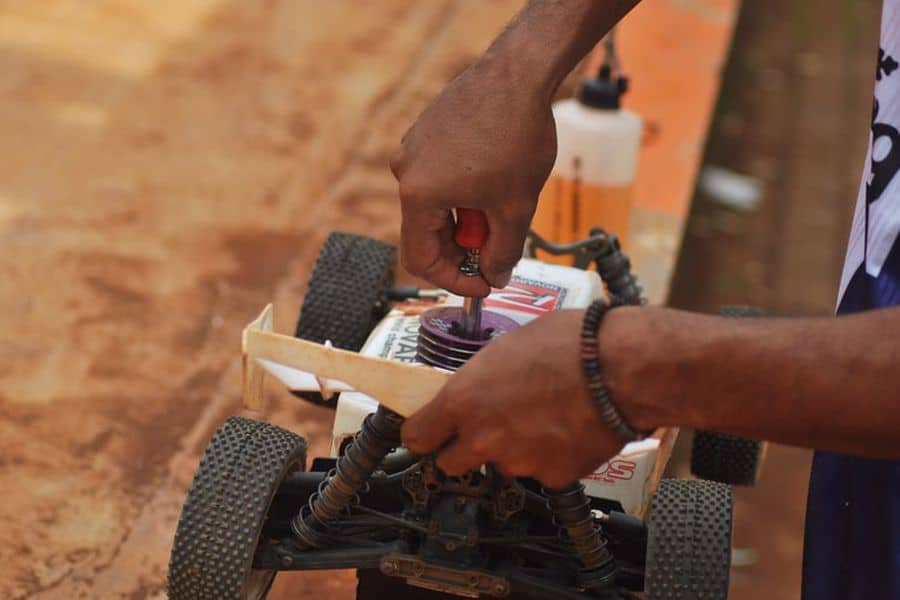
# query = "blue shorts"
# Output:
<box><xmin>803</xmin><ymin>451</ymin><xmax>900</xmax><ymax>598</ymax></box>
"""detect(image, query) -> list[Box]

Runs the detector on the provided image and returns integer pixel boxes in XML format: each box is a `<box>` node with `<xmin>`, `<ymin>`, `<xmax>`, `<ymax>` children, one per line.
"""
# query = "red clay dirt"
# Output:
<box><xmin>0</xmin><ymin>2</ymin><xmax>540</xmax><ymax>597</ymax></box>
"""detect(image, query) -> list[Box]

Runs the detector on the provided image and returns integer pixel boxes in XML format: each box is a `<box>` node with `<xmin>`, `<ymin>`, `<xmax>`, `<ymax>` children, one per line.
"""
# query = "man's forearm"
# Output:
<box><xmin>480</xmin><ymin>0</ymin><xmax>641</xmax><ymax>101</ymax></box>
<box><xmin>603</xmin><ymin>307</ymin><xmax>900</xmax><ymax>459</ymax></box>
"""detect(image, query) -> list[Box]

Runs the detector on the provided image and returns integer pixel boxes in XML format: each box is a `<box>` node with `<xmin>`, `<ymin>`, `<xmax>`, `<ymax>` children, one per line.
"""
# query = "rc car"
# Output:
<box><xmin>167</xmin><ymin>228</ymin><xmax>763</xmax><ymax>600</ymax></box>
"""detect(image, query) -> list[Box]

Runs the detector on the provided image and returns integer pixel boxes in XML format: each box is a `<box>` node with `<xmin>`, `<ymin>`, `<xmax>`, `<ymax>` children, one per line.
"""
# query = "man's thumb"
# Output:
<box><xmin>402</xmin><ymin>392</ymin><xmax>457</xmax><ymax>455</ymax></box>
<box><xmin>480</xmin><ymin>213</ymin><xmax>529</xmax><ymax>288</ymax></box>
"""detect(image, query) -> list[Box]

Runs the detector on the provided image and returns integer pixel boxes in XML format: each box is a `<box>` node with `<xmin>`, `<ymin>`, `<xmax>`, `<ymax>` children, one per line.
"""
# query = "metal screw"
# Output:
<box><xmin>494</xmin><ymin>581</ymin><xmax>509</xmax><ymax>596</ymax></box>
<box><xmin>458</xmin><ymin>248</ymin><xmax>481</xmax><ymax>277</ymax></box>
<box><xmin>445</xmin><ymin>540</ymin><xmax>458</xmax><ymax>552</ymax></box>
<box><xmin>280</xmin><ymin>554</ymin><xmax>293</xmax><ymax>567</ymax></box>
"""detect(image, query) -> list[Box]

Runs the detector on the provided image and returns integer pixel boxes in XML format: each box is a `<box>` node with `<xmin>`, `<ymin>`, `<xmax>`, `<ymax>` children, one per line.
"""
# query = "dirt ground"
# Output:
<box><xmin>0</xmin><ymin>0</ymin><xmax>883</xmax><ymax>598</ymax></box>
<box><xmin>0</xmin><ymin>2</ymin><xmax>527</xmax><ymax>597</ymax></box>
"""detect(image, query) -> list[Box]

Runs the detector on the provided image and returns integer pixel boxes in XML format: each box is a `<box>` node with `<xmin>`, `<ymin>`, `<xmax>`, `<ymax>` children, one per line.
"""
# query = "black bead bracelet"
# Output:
<box><xmin>580</xmin><ymin>297</ymin><xmax>646</xmax><ymax>444</ymax></box>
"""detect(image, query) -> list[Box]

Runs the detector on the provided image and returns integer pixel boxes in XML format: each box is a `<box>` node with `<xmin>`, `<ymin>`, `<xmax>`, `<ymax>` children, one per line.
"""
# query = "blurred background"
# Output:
<box><xmin>0</xmin><ymin>0</ymin><xmax>881</xmax><ymax>598</ymax></box>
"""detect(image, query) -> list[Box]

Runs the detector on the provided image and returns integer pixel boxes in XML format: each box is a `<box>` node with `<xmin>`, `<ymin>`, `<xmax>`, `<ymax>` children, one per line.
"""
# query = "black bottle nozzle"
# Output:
<box><xmin>579</xmin><ymin>64</ymin><xmax>629</xmax><ymax>110</ymax></box>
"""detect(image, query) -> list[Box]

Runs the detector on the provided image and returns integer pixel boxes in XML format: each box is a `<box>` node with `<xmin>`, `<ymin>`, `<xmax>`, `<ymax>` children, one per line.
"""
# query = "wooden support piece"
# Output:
<box><xmin>242</xmin><ymin>304</ymin><xmax>451</xmax><ymax>416</ymax></box>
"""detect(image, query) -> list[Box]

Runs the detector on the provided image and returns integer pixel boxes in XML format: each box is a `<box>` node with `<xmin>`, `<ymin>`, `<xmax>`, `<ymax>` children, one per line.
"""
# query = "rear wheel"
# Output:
<box><xmin>294</xmin><ymin>232</ymin><xmax>396</xmax><ymax>407</ymax></box>
<box><xmin>168</xmin><ymin>417</ymin><xmax>307</xmax><ymax>600</ymax></box>
<box><xmin>645</xmin><ymin>479</ymin><xmax>732</xmax><ymax>600</ymax></box>
<box><xmin>717</xmin><ymin>305</ymin><xmax>770</xmax><ymax>319</ymax></box>
<box><xmin>690</xmin><ymin>430</ymin><xmax>763</xmax><ymax>486</ymax></box>
<box><xmin>690</xmin><ymin>305</ymin><xmax>770</xmax><ymax>486</ymax></box>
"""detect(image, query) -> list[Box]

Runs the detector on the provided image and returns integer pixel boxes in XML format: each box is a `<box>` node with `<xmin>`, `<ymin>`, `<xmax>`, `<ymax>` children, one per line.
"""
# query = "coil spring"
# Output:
<box><xmin>588</xmin><ymin>228</ymin><xmax>642</xmax><ymax>306</ymax></box>
<box><xmin>291</xmin><ymin>405</ymin><xmax>403</xmax><ymax>548</ymax></box>
<box><xmin>544</xmin><ymin>483</ymin><xmax>617</xmax><ymax>589</ymax></box>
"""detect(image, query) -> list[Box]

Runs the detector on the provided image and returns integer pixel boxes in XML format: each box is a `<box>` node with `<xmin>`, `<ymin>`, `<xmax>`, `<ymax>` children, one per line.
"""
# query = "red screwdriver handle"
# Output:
<box><xmin>454</xmin><ymin>209</ymin><xmax>488</xmax><ymax>250</ymax></box>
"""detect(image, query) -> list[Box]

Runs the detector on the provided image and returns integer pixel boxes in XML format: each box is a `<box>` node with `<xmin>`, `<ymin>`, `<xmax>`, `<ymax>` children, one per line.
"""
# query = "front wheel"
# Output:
<box><xmin>168</xmin><ymin>417</ymin><xmax>307</xmax><ymax>600</ymax></box>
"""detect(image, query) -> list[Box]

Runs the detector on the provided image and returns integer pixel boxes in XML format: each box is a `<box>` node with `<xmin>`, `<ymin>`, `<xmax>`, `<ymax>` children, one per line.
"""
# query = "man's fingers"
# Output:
<box><xmin>402</xmin><ymin>391</ymin><xmax>458</xmax><ymax>455</ymax></box>
<box><xmin>434</xmin><ymin>435</ymin><xmax>487</xmax><ymax>476</ymax></box>
<box><xmin>400</xmin><ymin>209</ymin><xmax>490</xmax><ymax>296</ymax></box>
<box><xmin>399</xmin><ymin>207</ymin><xmax>457</xmax><ymax>285</ymax></box>
<box><xmin>480</xmin><ymin>210</ymin><xmax>532</xmax><ymax>288</ymax></box>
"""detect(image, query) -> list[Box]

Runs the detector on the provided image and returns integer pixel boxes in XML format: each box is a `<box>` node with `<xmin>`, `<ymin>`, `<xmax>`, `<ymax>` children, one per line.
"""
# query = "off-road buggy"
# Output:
<box><xmin>167</xmin><ymin>229</ymin><xmax>764</xmax><ymax>600</ymax></box>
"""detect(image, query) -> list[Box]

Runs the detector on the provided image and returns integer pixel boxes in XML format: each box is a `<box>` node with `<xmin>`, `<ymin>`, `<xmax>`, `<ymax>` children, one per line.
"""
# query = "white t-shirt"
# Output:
<box><xmin>837</xmin><ymin>0</ymin><xmax>900</xmax><ymax>312</ymax></box>
<box><xmin>804</xmin><ymin>4</ymin><xmax>900</xmax><ymax>600</ymax></box>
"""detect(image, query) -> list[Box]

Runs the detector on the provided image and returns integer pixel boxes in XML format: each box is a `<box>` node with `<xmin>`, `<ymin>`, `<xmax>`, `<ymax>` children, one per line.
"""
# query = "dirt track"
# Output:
<box><xmin>0</xmin><ymin>2</ymin><xmax>528</xmax><ymax>597</ymax></box>
<box><xmin>0</xmin><ymin>0</ymin><xmax>881</xmax><ymax>598</ymax></box>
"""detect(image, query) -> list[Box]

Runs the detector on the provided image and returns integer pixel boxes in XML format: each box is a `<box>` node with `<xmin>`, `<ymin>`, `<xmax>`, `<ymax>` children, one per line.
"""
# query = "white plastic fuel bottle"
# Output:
<box><xmin>533</xmin><ymin>65</ymin><xmax>642</xmax><ymax>259</ymax></box>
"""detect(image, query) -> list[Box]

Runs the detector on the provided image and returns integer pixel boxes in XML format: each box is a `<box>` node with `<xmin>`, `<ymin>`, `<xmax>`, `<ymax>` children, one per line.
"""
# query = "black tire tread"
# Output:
<box><xmin>295</xmin><ymin>231</ymin><xmax>396</xmax><ymax>352</ymax></box>
<box><xmin>691</xmin><ymin>305</ymin><xmax>769</xmax><ymax>486</ymax></box>
<box><xmin>168</xmin><ymin>417</ymin><xmax>307</xmax><ymax>600</ymax></box>
<box><xmin>717</xmin><ymin>305</ymin><xmax>770</xmax><ymax>319</ymax></box>
<box><xmin>294</xmin><ymin>232</ymin><xmax>396</xmax><ymax>408</ymax></box>
<box><xmin>691</xmin><ymin>431</ymin><xmax>762</xmax><ymax>486</ymax></box>
<box><xmin>645</xmin><ymin>479</ymin><xmax>732</xmax><ymax>600</ymax></box>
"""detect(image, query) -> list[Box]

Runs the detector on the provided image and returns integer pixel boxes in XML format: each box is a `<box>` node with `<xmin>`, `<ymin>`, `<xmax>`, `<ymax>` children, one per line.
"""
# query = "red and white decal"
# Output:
<box><xmin>484</xmin><ymin>278</ymin><xmax>565</xmax><ymax>315</ymax></box>
<box><xmin>584</xmin><ymin>459</ymin><xmax>637</xmax><ymax>484</ymax></box>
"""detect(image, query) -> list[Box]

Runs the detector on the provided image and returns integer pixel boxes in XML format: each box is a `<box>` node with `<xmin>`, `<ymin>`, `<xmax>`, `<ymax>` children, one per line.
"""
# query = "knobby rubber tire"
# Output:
<box><xmin>691</xmin><ymin>430</ymin><xmax>762</xmax><ymax>486</ymax></box>
<box><xmin>168</xmin><ymin>417</ymin><xmax>307</xmax><ymax>600</ymax></box>
<box><xmin>294</xmin><ymin>232</ymin><xmax>396</xmax><ymax>407</ymax></box>
<box><xmin>645</xmin><ymin>479</ymin><xmax>733</xmax><ymax>600</ymax></box>
<box><xmin>295</xmin><ymin>232</ymin><xmax>396</xmax><ymax>351</ymax></box>
<box><xmin>717</xmin><ymin>305</ymin><xmax>770</xmax><ymax>319</ymax></box>
<box><xmin>689</xmin><ymin>305</ymin><xmax>771</xmax><ymax>486</ymax></box>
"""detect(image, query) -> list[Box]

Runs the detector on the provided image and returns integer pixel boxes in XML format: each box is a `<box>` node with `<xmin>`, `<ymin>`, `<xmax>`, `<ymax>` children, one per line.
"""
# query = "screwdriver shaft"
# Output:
<box><xmin>461</xmin><ymin>296</ymin><xmax>483</xmax><ymax>339</ymax></box>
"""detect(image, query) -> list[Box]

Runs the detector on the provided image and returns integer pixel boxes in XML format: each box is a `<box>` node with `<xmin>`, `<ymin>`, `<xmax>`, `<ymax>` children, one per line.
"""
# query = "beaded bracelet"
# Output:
<box><xmin>580</xmin><ymin>297</ymin><xmax>646</xmax><ymax>444</ymax></box>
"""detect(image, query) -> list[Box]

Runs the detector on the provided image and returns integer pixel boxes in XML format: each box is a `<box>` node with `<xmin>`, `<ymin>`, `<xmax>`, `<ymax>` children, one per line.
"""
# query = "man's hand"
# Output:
<box><xmin>391</xmin><ymin>1</ymin><xmax>640</xmax><ymax>296</ymax></box>
<box><xmin>403</xmin><ymin>301</ymin><xmax>900</xmax><ymax>487</ymax></box>
<box><xmin>401</xmin><ymin>310</ymin><xmax>624</xmax><ymax>489</ymax></box>
<box><xmin>391</xmin><ymin>59</ymin><xmax>557</xmax><ymax>296</ymax></box>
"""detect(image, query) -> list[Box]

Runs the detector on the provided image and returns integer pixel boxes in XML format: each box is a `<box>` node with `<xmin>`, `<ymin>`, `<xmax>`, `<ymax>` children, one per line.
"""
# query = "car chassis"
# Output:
<box><xmin>167</xmin><ymin>230</ymin><xmax>745</xmax><ymax>600</ymax></box>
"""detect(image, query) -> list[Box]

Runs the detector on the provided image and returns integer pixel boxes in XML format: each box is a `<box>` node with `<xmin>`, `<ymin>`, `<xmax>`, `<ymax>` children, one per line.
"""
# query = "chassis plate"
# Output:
<box><xmin>380</xmin><ymin>554</ymin><xmax>511</xmax><ymax>598</ymax></box>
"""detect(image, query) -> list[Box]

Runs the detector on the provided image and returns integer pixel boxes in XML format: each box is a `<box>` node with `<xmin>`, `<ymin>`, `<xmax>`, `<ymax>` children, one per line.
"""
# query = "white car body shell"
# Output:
<box><xmin>330</xmin><ymin>258</ymin><xmax>664</xmax><ymax>517</ymax></box>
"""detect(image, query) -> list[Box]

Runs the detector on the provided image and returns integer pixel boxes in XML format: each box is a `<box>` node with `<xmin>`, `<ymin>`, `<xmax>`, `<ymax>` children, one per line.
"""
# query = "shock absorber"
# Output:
<box><xmin>589</xmin><ymin>227</ymin><xmax>642</xmax><ymax>306</ymax></box>
<box><xmin>544</xmin><ymin>483</ymin><xmax>617</xmax><ymax>589</ymax></box>
<box><xmin>292</xmin><ymin>405</ymin><xmax>403</xmax><ymax>547</ymax></box>
<box><xmin>293</xmin><ymin>210</ymin><xmax>505</xmax><ymax>547</ymax></box>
